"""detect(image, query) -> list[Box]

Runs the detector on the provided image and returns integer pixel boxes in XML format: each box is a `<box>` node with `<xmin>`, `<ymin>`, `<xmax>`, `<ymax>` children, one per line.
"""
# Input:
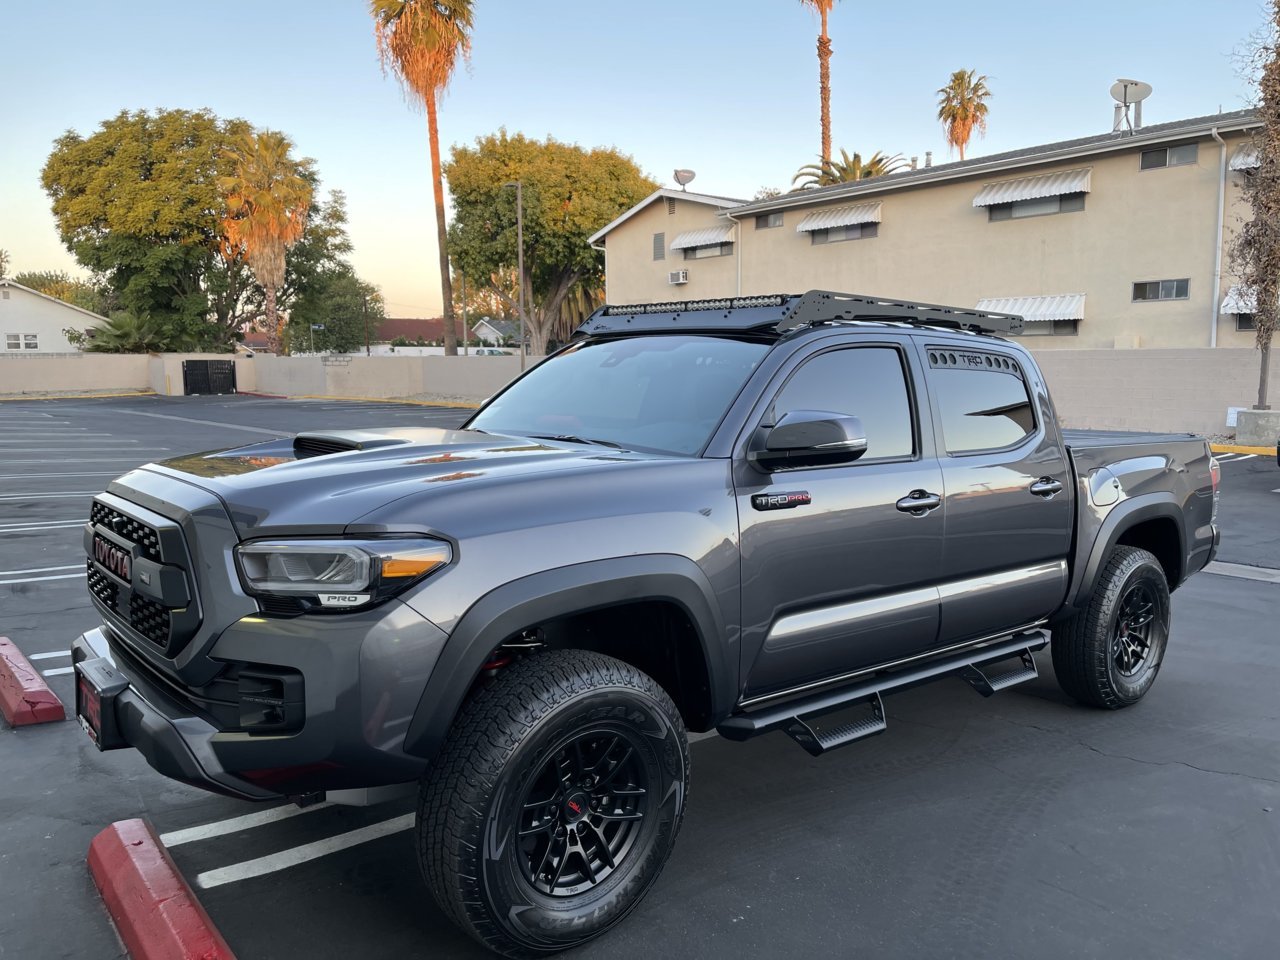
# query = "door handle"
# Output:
<box><xmin>896</xmin><ymin>490</ymin><xmax>942</xmax><ymax>515</ymax></box>
<box><xmin>1029</xmin><ymin>477</ymin><xmax>1064</xmax><ymax>499</ymax></box>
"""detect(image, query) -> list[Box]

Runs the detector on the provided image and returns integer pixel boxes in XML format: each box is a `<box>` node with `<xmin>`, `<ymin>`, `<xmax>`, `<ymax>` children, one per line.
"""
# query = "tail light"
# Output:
<box><xmin>1210</xmin><ymin>456</ymin><xmax>1220</xmax><ymax>521</ymax></box>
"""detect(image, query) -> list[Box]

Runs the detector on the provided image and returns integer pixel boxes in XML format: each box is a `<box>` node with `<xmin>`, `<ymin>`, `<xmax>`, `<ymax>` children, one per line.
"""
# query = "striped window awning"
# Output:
<box><xmin>972</xmin><ymin>168</ymin><xmax>1092</xmax><ymax>207</ymax></box>
<box><xmin>975</xmin><ymin>293</ymin><xmax>1086</xmax><ymax>323</ymax></box>
<box><xmin>794</xmin><ymin>201</ymin><xmax>883</xmax><ymax>233</ymax></box>
<box><xmin>1230</xmin><ymin>144</ymin><xmax>1260</xmax><ymax>171</ymax></box>
<box><xmin>669</xmin><ymin>225</ymin><xmax>735</xmax><ymax>250</ymax></box>
<box><xmin>1220</xmin><ymin>285</ymin><xmax>1257</xmax><ymax>314</ymax></box>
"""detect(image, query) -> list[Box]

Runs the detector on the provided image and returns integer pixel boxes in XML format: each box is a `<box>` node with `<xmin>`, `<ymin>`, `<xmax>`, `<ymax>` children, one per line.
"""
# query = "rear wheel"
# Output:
<box><xmin>418</xmin><ymin>650</ymin><xmax>689</xmax><ymax>958</ymax></box>
<box><xmin>1052</xmin><ymin>545</ymin><xmax>1171</xmax><ymax>709</ymax></box>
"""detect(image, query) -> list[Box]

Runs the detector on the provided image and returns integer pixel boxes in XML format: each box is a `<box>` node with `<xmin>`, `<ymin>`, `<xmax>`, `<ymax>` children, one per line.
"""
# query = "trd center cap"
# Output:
<box><xmin>563</xmin><ymin>791</ymin><xmax>590</xmax><ymax>823</ymax></box>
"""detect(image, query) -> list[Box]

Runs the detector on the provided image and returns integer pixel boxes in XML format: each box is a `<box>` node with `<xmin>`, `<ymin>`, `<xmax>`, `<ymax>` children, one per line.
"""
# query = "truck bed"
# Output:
<box><xmin>1061</xmin><ymin>429</ymin><xmax>1201</xmax><ymax>449</ymax></box>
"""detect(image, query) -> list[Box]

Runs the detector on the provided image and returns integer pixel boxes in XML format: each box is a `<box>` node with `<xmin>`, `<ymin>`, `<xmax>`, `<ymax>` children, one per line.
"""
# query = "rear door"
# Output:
<box><xmin>735</xmin><ymin>335</ymin><xmax>945</xmax><ymax>698</ymax></box>
<box><xmin>916</xmin><ymin>340</ymin><xmax>1073</xmax><ymax>643</ymax></box>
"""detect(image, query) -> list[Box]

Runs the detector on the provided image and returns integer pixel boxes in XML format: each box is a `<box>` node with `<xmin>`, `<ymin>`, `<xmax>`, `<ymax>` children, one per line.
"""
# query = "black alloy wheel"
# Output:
<box><xmin>517</xmin><ymin>731</ymin><xmax>650</xmax><ymax>897</ymax></box>
<box><xmin>1112</xmin><ymin>582</ymin><xmax>1157</xmax><ymax>678</ymax></box>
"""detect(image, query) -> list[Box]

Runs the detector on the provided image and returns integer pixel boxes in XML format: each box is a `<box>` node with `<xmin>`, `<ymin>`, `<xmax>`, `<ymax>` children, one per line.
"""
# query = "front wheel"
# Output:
<box><xmin>1052</xmin><ymin>545</ymin><xmax>1171</xmax><ymax>709</ymax></box>
<box><xmin>418</xmin><ymin>650</ymin><xmax>689</xmax><ymax>958</ymax></box>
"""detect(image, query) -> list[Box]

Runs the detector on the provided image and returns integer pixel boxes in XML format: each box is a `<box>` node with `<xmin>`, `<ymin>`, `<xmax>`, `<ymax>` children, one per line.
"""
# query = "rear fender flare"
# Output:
<box><xmin>401</xmin><ymin>554</ymin><xmax>732</xmax><ymax>760</ymax></box>
<box><xmin>1064</xmin><ymin>494</ymin><xmax>1185</xmax><ymax>611</ymax></box>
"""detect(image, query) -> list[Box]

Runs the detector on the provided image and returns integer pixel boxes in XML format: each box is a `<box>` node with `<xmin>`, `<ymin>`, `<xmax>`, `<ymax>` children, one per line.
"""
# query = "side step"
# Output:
<box><xmin>718</xmin><ymin>629</ymin><xmax>1048</xmax><ymax>755</ymax></box>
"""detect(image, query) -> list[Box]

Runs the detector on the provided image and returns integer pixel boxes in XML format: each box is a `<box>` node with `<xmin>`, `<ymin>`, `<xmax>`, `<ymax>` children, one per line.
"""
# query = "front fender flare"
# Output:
<box><xmin>401</xmin><ymin>554</ymin><xmax>733</xmax><ymax>761</ymax></box>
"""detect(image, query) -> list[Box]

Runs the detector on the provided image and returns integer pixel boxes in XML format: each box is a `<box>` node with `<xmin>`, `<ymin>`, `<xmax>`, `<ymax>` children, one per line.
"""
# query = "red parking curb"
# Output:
<box><xmin>89</xmin><ymin>819</ymin><xmax>236</xmax><ymax>960</ymax></box>
<box><xmin>0</xmin><ymin>636</ymin><xmax>66</xmax><ymax>726</ymax></box>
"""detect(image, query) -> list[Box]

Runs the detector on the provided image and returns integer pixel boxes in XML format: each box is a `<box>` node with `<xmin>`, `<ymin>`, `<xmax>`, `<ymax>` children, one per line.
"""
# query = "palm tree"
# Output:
<box><xmin>791</xmin><ymin>149</ymin><xmax>908</xmax><ymax>189</ymax></box>
<box><xmin>937</xmin><ymin>69</ymin><xmax>992</xmax><ymax>161</ymax></box>
<box><xmin>798</xmin><ymin>0</ymin><xmax>840</xmax><ymax>164</ymax></box>
<box><xmin>371</xmin><ymin>0</ymin><xmax>474</xmax><ymax>356</ymax></box>
<box><xmin>86</xmin><ymin>313</ymin><xmax>186</xmax><ymax>353</ymax></box>
<box><xmin>220</xmin><ymin>130</ymin><xmax>313</xmax><ymax>353</ymax></box>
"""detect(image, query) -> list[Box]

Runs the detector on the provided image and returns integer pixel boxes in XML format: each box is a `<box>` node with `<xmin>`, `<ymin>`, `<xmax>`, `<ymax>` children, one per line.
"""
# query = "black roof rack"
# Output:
<box><xmin>576</xmin><ymin>290</ymin><xmax>1023</xmax><ymax>338</ymax></box>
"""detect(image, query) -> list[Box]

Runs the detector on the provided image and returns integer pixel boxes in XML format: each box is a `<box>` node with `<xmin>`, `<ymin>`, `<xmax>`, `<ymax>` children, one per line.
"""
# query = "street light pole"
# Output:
<box><xmin>504</xmin><ymin>180</ymin><xmax>527</xmax><ymax>371</ymax></box>
<box><xmin>363</xmin><ymin>296</ymin><xmax>370</xmax><ymax>357</ymax></box>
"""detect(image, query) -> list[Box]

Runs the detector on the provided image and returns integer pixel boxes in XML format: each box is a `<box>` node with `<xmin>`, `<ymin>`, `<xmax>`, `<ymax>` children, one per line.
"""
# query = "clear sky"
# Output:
<box><xmin>0</xmin><ymin>0</ymin><xmax>1264</xmax><ymax>318</ymax></box>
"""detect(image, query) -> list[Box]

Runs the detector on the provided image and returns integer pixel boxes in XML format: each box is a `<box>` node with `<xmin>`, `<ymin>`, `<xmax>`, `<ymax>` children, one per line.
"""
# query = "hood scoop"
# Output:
<box><xmin>293</xmin><ymin>431</ymin><xmax>412</xmax><ymax>459</ymax></box>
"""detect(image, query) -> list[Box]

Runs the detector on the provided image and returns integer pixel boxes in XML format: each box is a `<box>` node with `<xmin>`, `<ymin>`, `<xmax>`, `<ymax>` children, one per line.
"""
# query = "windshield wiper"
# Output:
<box><xmin>527</xmin><ymin>434</ymin><xmax>627</xmax><ymax>450</ymax></box>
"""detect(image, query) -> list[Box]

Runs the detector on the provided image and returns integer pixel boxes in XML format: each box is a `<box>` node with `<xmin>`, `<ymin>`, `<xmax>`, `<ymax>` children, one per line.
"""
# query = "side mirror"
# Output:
<box><xmin>750</xmin><ymin>410</ymin><xmax>868</xmax><ymax>470</ymax></box>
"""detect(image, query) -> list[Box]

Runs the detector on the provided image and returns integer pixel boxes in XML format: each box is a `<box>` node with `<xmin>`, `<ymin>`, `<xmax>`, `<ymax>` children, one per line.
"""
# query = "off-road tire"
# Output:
<box><xmin>1052</xmin><ymin>545</ymin><xmax>1171</xmax><ymax>709</ymax></box>
<box><xmin>417</xmin><ymin>650</ymin><xmax>689</xmax><ymax>958</ymax></box>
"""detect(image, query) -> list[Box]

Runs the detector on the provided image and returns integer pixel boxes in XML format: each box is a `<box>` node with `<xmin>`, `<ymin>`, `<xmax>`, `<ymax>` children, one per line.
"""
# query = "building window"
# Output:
<box><xmin>683</xmin><ymin>242</ymin><xmax>733</xmax><ymax>260</ymax></box>
<box><xmin>755</xmin><ymin>212</ymin><xmax>784</xmax><ymax>229</ymax></box>
<box><xmin>653</xmin><ymin>232</ymin><xmax>665</xmax><ymax>261</ymax></box>
<box><xmin>1018</xmin><ymin>319</ymin><xmax>1079</xmax><ymax>337</ymax></box>
<box><xmin>1140</xmin><ymin>143</ymin><xmax>1198</xmax><ymax>170</ymax></box>
<box><xmin>810</xmin><ymin>222</ymin><xmax>878</xmax><ymax>245</ymax></box>
<box><xmin>666</xmin><ymin>197</ymin><xmax>676</xmax><ymax>215</ymax></box>
<box><xmin>5</xmin><ymin>334</ymin><xmax>38</xmax><ymax>351</ymax></box>
<box><xmin>1236</xmin><ymin>313</ymin><xmax>1257</xmax><ymax>331</ymax></box>
<box><xmin>988</xmin><ymin>192</ymin><xmax>1085</xmax><ymax>221</ymax></box>
<box><xmin>1133</xmin><ymin>279</ymin><xmax>1190</xmax><ymax>302</ymax></box>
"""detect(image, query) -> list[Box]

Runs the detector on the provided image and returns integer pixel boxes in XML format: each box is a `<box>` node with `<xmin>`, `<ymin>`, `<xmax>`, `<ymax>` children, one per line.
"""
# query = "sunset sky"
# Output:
<box><xmin>0</xmin><ymin>0</ymin><xmax>1262</xmax><ymax>318</ymax></box>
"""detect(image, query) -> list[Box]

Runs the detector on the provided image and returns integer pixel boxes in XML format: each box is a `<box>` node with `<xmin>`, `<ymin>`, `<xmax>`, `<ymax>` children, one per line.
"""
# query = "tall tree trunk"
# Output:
<box><xmin>818</xmin><ymin>9</ymin><xmax>832</xmax><ymax>164</ymax></box>
<box><xmin>1258</xmin><ymin>339</ymin><xmax>1272</xmax><ymax>409</ymax></box>
<box><xmin>427</xmin><ymin>96</ymin><xmax>458</xmax><ymax>356</ymax></box>
<box><xmin>265</xmin><ymin>286</ymin><xmax>281</xmax><ymax>354</ymax></box>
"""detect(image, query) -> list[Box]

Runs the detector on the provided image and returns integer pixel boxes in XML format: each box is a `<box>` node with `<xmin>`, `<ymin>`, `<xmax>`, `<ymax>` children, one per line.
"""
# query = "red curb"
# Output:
<box><xmin>89</xmin><ymin>819</ymin><xmax>236</xmax><ymax>960</ymax></box>
<box><xmin>0</xmin><ymin>636</ymin><xmax>66</xmax><ymax>726</ymax></box>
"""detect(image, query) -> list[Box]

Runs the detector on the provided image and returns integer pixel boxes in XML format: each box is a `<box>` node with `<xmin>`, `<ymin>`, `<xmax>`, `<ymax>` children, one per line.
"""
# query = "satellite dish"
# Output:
<box><xmin>1110</xmin><ymin>79</ymin><xmax>1152</xmax><ymax>104</ymax></box>
<box><xmin>673</xmin><ymin>169</ymin><xmax>697</xmax><ymax>191</ymax></box>
<box><xmin>1110</xmin><ymin>79</ymin><xmax>1152</xmax><ymax>133</ymax></box>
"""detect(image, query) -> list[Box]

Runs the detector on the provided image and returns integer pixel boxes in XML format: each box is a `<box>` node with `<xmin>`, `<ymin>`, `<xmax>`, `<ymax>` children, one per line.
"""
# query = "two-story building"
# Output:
<box><xmin>589</xmin><ymin>109</ymin><xmax>1262</xmax><ymax>350</ymax></box>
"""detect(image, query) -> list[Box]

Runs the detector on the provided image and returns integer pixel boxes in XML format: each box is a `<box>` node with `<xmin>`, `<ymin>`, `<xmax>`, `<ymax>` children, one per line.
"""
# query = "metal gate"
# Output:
<box><xmin>181</xmin><ymin>360</ymin><xmax>237</xmax><ymax>396</ymax></box>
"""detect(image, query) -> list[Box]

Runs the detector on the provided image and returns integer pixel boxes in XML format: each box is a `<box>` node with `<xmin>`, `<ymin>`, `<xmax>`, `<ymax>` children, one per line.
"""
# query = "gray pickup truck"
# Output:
<box><xmin>73</xmin><ymin>291</ymin><xmax>1219</xmax><ymax>958</ymax></box>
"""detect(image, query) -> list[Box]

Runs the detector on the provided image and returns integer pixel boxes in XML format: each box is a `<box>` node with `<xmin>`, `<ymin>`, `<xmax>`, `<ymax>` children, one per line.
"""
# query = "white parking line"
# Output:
<box><xmin>41</xmin><ymin>666</ymin><xmax>75</xmax><ymax>677</ymax></box>
<box><xmin>195</xmin><ymin>813</ymin><xmax>415</xmax><ymax>889</ymax></box>
<box><xmin>0</xmin><ymin>472</ymin><xmax>122</xmax><ymax>479</ymax></box>
<box><xmin>1</xmin><ymin>458</ymin><xmax>156</xmax><ymax>464</ymax></box>
<box><xmin>0</xmin><ymin>573</ymin><xmax>85</xmax><ymax>585</ymax></box>
<box><xmin>0</xmin><ymin>564</ymin><xmax>84</xmax><ymax>575</ymax></box>
<box><xmin>161</xmin><ymin>802</ymin><xmax>334</xmax><ymax>847</ymax></box>
<box><xmin>0</xmin><ymin>492</ymin><xmax>100</xmax><ymax>501</ymax></box>
<box><xmin>110</xmin><ymin>409</ymin><xmax>287</xmax><ymax>437</ymax></box>
<box><xmin>0</xmin><ymin>519</ymin><xmax>87</xmax><ymax>531</ymax></box>
<box><xmin>0</xmin><ymin>448</ymin><xmax>169</xmax><ymax>453</ymax></box>
<box><xmin>28</xmin><ymin>651</ymin><xmax>70</xmax><ymax>661</ymax></box>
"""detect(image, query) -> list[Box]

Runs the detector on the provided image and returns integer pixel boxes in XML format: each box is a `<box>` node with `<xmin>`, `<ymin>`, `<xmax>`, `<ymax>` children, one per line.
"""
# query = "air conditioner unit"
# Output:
<box><xmin>668</xmin><ymin>270</ymin><xmax>689</xmax><ymax>285</ymax></box>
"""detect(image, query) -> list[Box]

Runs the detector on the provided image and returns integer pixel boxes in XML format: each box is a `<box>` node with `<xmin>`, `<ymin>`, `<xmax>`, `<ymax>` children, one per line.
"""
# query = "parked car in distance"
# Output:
<box><xmin>73</xmin><ymin>290</ymin><xmax>1219</xmax><ymax>958</ymax></box>
<box><xmin>473</xmin><ymin>347</ymin><xmax>512</xmax><ymax>356</ymax></box>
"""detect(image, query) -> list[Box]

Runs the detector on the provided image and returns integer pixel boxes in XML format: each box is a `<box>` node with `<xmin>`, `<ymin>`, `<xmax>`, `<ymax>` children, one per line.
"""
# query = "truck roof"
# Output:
<box><xmin>576</xmin><ymin>290</ymin><xmax>1026</xmax><ymax>341</ymax></box>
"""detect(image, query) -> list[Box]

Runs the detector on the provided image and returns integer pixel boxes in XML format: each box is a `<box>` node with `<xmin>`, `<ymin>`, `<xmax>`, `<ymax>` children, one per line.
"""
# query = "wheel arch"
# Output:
<box><xmin>1065</xmin><ymin>494</ymin><xmax>1186</xmax><ymax>612</ymax></box>
<box><xmin>402</xmin><ymin>555</ymin><xmax>734</xmax><ymax>760</ymax></box>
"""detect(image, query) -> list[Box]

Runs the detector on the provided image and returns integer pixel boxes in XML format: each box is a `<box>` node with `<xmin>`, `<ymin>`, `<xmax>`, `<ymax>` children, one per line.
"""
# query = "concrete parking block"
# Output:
<box><xmin>0</xmin><ymin>635</ymin><xmax>66</xmax><ymax>725</ymax></box>
<box><xmin>89</xmin><ymin>818</ymin><xmax>237</xmax><ymax>960</ymax></box>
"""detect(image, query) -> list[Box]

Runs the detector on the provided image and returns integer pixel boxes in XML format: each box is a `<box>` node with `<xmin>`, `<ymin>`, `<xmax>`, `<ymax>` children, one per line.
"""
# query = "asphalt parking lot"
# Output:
<box><xmin>1</xmin><ymin>395</ymin><xmax>1277</xmax><ymax>960</ymax></box>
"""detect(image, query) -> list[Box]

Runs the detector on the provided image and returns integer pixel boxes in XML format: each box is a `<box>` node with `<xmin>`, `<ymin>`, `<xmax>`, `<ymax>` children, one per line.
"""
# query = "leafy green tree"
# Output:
<box><xmin>0</xmin><ymin>249</ymin><xmax>9</xmax><ymax>277</ymax></box>
<box><xmin>445</xmin><ymin>131</ymin><xmax>657</xmax><ymax>355</ymax></box>
<box><xmin>220</xmin><ymin>129</ymin><xmax>314</xmax><ymax>352</ymax></box>
<box><xmin>12</xmin><ymin>270</ymin><xmax>108</xmax><ymax>314</ymax></box>
<box><xmin>797</xmin><ymin>0</ymin><xmax>841</xmax><ymax>165</ymax></box>
<box><xmin>791</xmin><ymin>148</ymin><xmax>907</xmax><ymax>189</ymax></box>
<box><xmin>372</xmin><ymin>0</ymin><xmax>474</xmax><ymax>356</ymax></box>
<box><xmin>41</xmin><ymin>109</ymin><xmax>256</xmax><ymax>347</ymax></box>
<box><xmin>286</xmin><ymin>267</ymin><xmax>384</xmax><ymax>354</ymax></box>
<box><xmin>937</xmin><ymin>69</ymin><xmax>992</xmax><ymax>160</ymax></box>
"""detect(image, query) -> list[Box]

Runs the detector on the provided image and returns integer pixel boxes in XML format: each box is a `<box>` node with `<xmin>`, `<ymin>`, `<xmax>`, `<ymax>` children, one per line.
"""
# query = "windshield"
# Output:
<box><xmin>467</xmin><ymin>335</ymin><xmax>770</xmax><ymax>455</ymax></box>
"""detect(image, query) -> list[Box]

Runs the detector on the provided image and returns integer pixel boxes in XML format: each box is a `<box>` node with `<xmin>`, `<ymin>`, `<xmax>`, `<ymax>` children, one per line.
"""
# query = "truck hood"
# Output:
<box><xmin>133</xmin><ymin>427</ymin><xmax>671</xmax><ymax>536</ymax></box>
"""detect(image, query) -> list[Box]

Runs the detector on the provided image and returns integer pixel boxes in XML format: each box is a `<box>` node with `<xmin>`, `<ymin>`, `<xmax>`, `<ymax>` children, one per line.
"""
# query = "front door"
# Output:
<box><xmin>917</xmin><ymin>341</ymin><xmax>1073</xmax><ymax>643</ymax></box>
<box><xmin>736</xmin><ymin>339</ymin><xmax>945</xmax><ymax>699</ymax></box>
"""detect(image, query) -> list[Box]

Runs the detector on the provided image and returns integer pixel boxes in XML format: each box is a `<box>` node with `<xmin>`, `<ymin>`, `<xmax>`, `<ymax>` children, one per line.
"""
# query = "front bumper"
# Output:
<box><xmin>72</xmin><ymin>599</ymin><xmax>450</xmax><ymax>801</ymax></box>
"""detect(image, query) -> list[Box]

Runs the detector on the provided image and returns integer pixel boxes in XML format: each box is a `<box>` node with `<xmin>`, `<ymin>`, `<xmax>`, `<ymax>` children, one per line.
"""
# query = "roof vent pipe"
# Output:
<box><xmin>925</xmin><ymin>151</ymin><xmax>933</xmax><ymax>168</ymax></box>
<box><xmin>910</xmin><ymin>156</ymin><xmax>918</xmax><ymax>170</ymax></box>
<box><xmin>1113</xmin><ymin>103</ymin><xmax>1124</xmax><ymax>132</ymax></box>
<box><xmin>1134</xmin><ymin>100</ymin><xmax>1143</xmax><ymax>129</ymax></box>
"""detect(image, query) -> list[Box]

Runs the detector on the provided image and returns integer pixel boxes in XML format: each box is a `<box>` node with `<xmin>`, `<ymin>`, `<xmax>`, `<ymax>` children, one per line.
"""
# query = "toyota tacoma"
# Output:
<box><xmin>73</xmin><ymin>291</ymin><xmax>1219</xmax><ymax>957</ymax></box>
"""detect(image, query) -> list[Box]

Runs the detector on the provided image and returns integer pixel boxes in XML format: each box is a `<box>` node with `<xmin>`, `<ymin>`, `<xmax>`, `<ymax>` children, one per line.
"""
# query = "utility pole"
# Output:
<box><xmin>504</xmin><ymin>180</ymin><xmax>528</xmax><ymax>371</ymax></box>
<box><xmin>460</xmin><ymin>272</ymin><xmax>469</xmax><ymax>356</ymax></box>
<box><xmin>362</xmin><ymin>296</ymin><xmax>370</xmax><ymax>356</ymax></box>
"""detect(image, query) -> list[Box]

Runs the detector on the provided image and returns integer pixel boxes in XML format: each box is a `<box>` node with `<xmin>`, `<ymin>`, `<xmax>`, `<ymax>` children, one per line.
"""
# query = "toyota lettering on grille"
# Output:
<box><xmin>94</xmin><ymin>536</ymin><xmax>132</xmax><ymax>582</ymax></box>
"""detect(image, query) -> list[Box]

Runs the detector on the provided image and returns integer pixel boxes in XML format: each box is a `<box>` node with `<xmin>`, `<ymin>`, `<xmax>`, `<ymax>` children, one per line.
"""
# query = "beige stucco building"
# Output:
<box><xmin>590</xmin><ymin>110</ymin><xmax>1263</xmax><ymax>350</ymax></box>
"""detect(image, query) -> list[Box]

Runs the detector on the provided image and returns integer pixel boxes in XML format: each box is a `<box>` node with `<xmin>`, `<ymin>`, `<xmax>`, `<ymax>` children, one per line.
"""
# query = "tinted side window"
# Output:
<box><xmin>772</xmin><ymin>347</ymin><xmax>914</xmax><ymax>460</ymax></box>
<box><xmin>929</xmin><ymin>359</ymin><xmax>1036</xmax><ymax>453</ymax></box>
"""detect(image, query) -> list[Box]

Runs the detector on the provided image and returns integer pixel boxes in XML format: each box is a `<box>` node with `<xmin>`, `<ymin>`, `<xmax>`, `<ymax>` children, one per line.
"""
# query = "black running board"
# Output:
<box><xmin>718</xmin><ymin>630</ymin><xmax>1048</xmax><ymax>756</ymax></box>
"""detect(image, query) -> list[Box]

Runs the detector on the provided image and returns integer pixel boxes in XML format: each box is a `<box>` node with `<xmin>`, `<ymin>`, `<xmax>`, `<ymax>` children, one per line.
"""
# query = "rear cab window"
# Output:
<box><xmin>924</xmin><ymin>346</ymin><xmax>1036</xmax><ymax>454</ymax></box>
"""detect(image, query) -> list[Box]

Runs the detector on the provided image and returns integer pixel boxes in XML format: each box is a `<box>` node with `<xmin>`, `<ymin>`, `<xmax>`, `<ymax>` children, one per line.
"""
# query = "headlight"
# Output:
<box><xmin>236</xmin><ymin>538</ymin><xmax>452</xmax><ymax>609</ymax></box>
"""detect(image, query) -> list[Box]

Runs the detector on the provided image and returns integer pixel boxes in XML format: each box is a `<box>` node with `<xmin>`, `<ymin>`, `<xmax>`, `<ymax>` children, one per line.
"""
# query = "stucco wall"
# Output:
<box><xmin>148</xmin><ymin>355</ymin><xmax>258</xmax><ymax>395</ymax></box>
<box><xmin>251</xmin><ymin>355</ymin><xmax>528</xmax><ymax>401</ymax></box>
<box><xmin>0</xmin><ymin>354</ymin><xmax>150</xmax><ymax>393</ymax></box>
<box><xmin>601</xmin><ymin>131</ymin><xmax>1259</xmax><ymax>352</ymax></box>
<box><xmin>0</xmin><ymin>284</ymin><xmax>105</xmax><ymax>354</ymax></box>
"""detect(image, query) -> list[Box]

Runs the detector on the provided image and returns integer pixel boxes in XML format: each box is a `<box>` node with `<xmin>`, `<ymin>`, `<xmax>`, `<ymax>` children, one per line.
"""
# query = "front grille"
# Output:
<box><xmin>86</xmin><ymin>560</ymin><xmax>118</xmax><ymax>606</ymax></box>
<box><xmin>90</xmin><ymin>502</ymin><xmax>161</xmax><ymax>562</ymax></box>
<box><xmin>129</xmin><ymin>593</ymin><xmax>172</xmax><ymax>646</ymax></box>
